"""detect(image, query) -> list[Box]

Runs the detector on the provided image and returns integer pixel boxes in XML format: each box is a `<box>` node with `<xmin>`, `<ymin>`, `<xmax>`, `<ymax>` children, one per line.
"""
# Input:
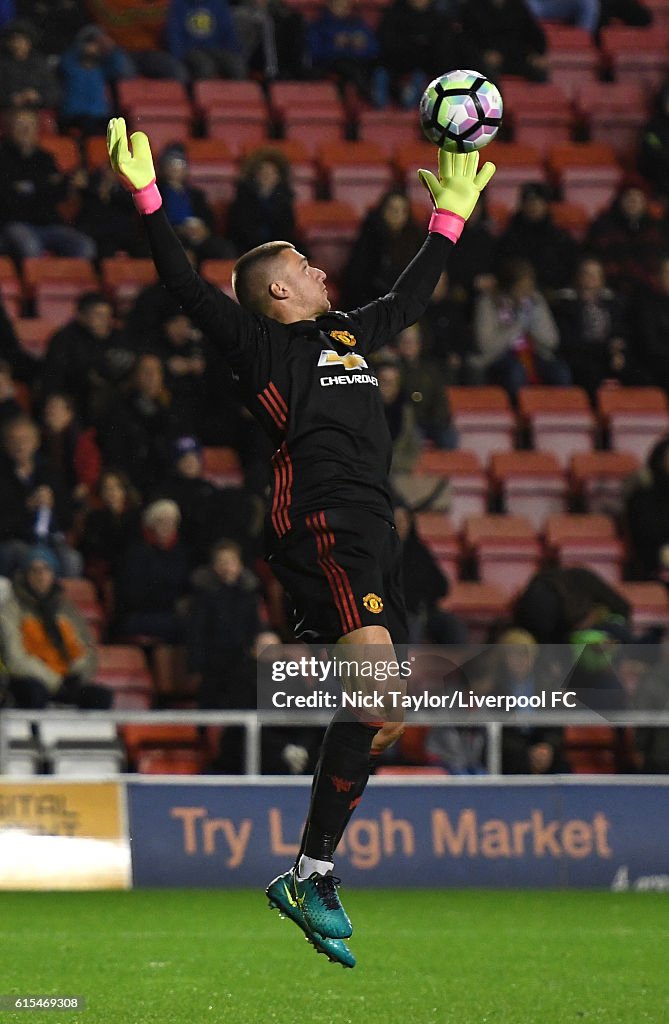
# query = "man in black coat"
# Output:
<box><xmin>497</xmin><ymin>182</ymin><xmax>578</xmax><ymax>294</ymax></box>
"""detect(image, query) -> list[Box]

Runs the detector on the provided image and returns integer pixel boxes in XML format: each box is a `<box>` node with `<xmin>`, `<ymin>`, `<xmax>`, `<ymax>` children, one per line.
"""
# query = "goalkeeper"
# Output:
<box><xmin>107</xmin><ymin>118</ymin><xmax>494</xmax><ymax>968</ymax></box>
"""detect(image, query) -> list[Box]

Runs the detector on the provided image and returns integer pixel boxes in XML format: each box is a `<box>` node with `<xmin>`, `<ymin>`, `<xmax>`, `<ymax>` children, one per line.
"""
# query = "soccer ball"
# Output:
<box><xmin>419</xmin><ymin>70</ymin><xmax>503</xmax><ymax>152</ymax></box>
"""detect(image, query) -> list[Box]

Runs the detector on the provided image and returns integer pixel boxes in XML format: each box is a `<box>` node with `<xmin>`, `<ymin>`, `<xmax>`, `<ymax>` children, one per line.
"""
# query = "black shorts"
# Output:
<box><xmin>268</xmin><ymin>507</ymin><xmax>408</xmax><ymax>646</ymax></box>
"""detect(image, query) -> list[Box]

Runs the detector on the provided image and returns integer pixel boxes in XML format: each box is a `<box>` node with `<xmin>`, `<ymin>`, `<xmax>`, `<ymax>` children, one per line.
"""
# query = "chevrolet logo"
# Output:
<box><xmin>318</xmin><ymin>350</ymin><xmax>368</xmax><ymax>371</ymax></box>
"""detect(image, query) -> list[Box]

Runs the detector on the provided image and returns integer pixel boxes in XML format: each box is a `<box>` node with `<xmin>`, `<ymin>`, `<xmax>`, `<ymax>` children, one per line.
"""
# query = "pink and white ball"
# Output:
<box><xmin>419</xmin><ymin>70</ymin><xmax>503</xmax><ymax>152</ymax></box>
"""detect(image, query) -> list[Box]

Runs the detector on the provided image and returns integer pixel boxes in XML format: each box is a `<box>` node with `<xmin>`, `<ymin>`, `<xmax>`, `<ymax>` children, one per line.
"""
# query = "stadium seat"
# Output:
<box><xmin>412</xmin><ymin>450</ymin><xmax>488</xmax><ymax>528</ymax></box>
<box><xmin>184</xmin><ymin>139</ymin><xmax>238</xmax><ymax>204</ymax></box>
<box><xmin>319</xmin><ymin>140</ymin><xmax>393</xmax><ymax>216</ymax></box>
<box><xmin>95</xmin><ymin>645</ymin><xmax>153</xmax><ymax>708</ymax></box>
<box><xmin>544</xmin><ymin>513</ymin><xmax>624</xmax><ymax>584</ymax></box>
<box><xmin>575</xmin><ymin>82</ymin><xmax>649</xmax><ymax>164</ymax></box>
<box><xmin>548</xmin><ymin>142</ymin><xmax>622</xmax><ymax>215</ymax></box>
<box><xmin>23</xmin><ymin>257</ymin><xmax>98</xmax><ymax>324</ymax></box>
<box><xmin>491</xmin><ymin>451</ymin><xmax>568</xmax><ymax>528</ymax></box>
<box><xmin>0</xmin><ymin>256</ymin><xmax>22</xmax><ymax>318</ymax></box>
<box><xmin>601</xmin><ymin>26</ymin><xmax>669</xmax><ymax>91</ymax></box>
<box><xmin>84</xmin><ymin>135</ymin><xmax>108</xmax><ymax>171</ymax></box>
<box><xmin>135</xmin><ymin>748</ymin><xmax>205</xmax><ymax>774</ymax></box>
<box><xmin>13</xmin><ymin>317</ymin><xmax>54</xmax><ymax>359</ymax></box>
<box><xmin>440</xmin><ymin>581</ymin><xmax>511</xmax><ymax>643</ymax></box>
<box><xmin>543</xmin><ymin>24</ymin><xmax>600</xmax><ymax>98</ymax></box>
<box><xmin>357</xmin><ymin>108</ymin><xmax>422</xmax><ymax>155</ymax></box>
<box><xmin>549</xmin><ymin>201</ymin><xmax>590</xmax><ymax>242</ymax></box>
<box><xmin>117</xmin><ymin>78</ymin><xmax>192</xmax><ymax>153</ymax></box>
<box><xmin>570</xmin><ymin>451</ymin><xmax>639</xmax><ymax>518</ymax></box>
<box><xmin>295</xmin><ymin>201</ymin><xmax>360</xmax><ymax>280</ymax></box>
<box><xmin>151</xmin><ymin>644</ymin><xmax>196</xmax><ymax>699</ymax></box>
<box><xmin>393</xmin><ymin>140</ymin><xmax>441</xmax><ymax>204</ymax></box>
<box><xmin>447</xmin><ymin>387</ymin><xmax>516</xmax><ymax>463</ymax></box>
<box><xmin>194</xmin><ymin>80</ymin><xmax>268</xmax><ymax>153</ymax></box>
<box><xmin>242</xmin><ymin>139</ymin><xmax>318</xmax><ymax>202</ymax></box>
<box><xmin>200</xmin><ymin>259</ymin><xmax>237</xmax><ymax>300</ymax></box>
<box><xmin>270</xmin><ymin>82</ymin><xmax>347</xmax><ymax>154</ymax></box>
<box><xmin>616</xmin><ymin>582</ymin><xmax>669</xmax><ymax>631</ymax></box>
<box><xmin>483</xmin><ymin>142</ymin><xmax>546</xmax><ymax>210</ymax></box>
<box><xmin>517</xmin><ymin>386</ymin><xmax>596</xmax><ymax>468</ymax></box>
<box><xmin>464</xmin><ymin>514</ymin><xmax>542</xmax><ymax>595</ymax></box>
<box><xmin>563</xmin><ymin>725</ymin><xmax>620</xmax><ymax>774</ymax></box>
<box><xmin>122</xmin><ymin>724</ymin><xmax>205</xmax><ymax>774</ymax></box>
<box><xmin>101</xmin><ymin>256</ymin><xmax>157</xmax><ymax>314</ymax></box>
<box><xmin>414</xmin><ymin>512</ymin><xmax>460</xmax><ymax>582</ymax></box>
<box><xmin>201</xmin><ymin>445</ymin><xmax>244</xmax><ymax>486</ymax></box>
<box><xmin>40</xmin><ymin>134</ymin><xmax>81</xmax><ymax>174</ymax></box>
<box><xmin>499</xmin><ymin>79</ymin><xmax>573</xmax><ymax>149</ymax></box>
<box><xmin>597</xmin><ymin>386</ymin><xmax>669</xmax><ymax>462</ymax></box>
<box><xmin>62</xmin><ymin>578</ymin><xmax>106</xmax><ymax>639</ymax></box>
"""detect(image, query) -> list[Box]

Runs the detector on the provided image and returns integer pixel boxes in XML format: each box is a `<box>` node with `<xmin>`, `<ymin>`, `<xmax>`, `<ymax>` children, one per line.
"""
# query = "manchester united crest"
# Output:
<box><xmin>329</xmin><ymin>330</ymin><xmax>357</xmax><ymax>347</ymax></box>
<box><xmin>362</xmin><ymin>593</ymin><xmax>383</xmax><ymax>614</ymax></box>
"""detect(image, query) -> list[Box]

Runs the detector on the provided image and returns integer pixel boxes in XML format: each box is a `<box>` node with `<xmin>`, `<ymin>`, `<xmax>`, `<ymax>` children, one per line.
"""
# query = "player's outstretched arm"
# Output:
<box><xmin>107</xmin><ymin>118</ymin><xmax>261</xmax><ymax>371</ymax></box>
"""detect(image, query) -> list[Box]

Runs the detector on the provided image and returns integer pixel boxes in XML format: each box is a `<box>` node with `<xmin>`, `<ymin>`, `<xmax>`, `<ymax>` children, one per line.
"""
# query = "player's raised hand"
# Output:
<box><xmin>417</xmin><ymin>149</ymin><xmax>495</xmax><ymax>242</ymax></box>
<box><xmin>106</xmin><ymin>117</ymin><xmax>162</xmax><ymax>214</ymax></box>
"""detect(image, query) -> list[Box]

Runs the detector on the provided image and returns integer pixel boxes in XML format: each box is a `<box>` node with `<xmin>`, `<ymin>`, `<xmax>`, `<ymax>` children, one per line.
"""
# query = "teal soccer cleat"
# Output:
<box><xmin>266</xmin><ymin>871</ymin><xmax>356</xmax><ymax>968</ymax></box>
<box><xmin>291</xmin><ymin>869</ymin><xmax>352</xmax><ymax>939</ymax></box>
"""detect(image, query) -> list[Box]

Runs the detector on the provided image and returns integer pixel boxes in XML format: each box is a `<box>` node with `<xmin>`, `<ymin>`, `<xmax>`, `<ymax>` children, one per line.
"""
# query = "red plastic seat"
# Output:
<box><xmin>441</xmin><ymin>581</ymin><xmax>511</xmax><ymax>643</ymax></box>
<box><xmin>616</xmin><ymin>582</ymin><xmax>669</xmax><ymax>631</ymax></box>
<box><xmin>549</xmin><ymin>201</ymin><xmax>590</xmax><ymax>241</ymax></box>
<box><xmin>518</xmin><ymin>386</ymin><xmax>596</xmax><ymax>468</ymax></box>
<box><xmin>23</xmin><ymin>257</ymin><xmax>98</xmax><ymax>325</ymax></box>
<box><xmin>183</xmin><ymin>138</ymin><xmax>238</xmax><ymax>204</ymax></box>
<box><xmin>570</xmin><ymin>451</ymin><xmax>639</xmax><ymax>517</ymax></box>
<box><xmin>543</xmin><ymin>25</ymin><xmax>600</xmax><ymax>98</ymax></box>
<box><xmin>601</xmin><ymin>26</ymin><xmax>669</xmax><ymax>91</ymax></box>
<box><xmin>13</xmin><ymin>318</ymin><xmax>54</xmax><ymax>359</ymax></box>
<box><xmin>271</xmin><ymin>82</ymin><xmax>346</xmax><ymax>154</ymax></box>
<box><xmin>393</xmin><ymin>140</ymin><xmax>441</xmax><ymax>204</ymax></box>
<box><xmin>447</xmin><ymin>387</ymin><xmax>516</xmax><ymax>463</ymax></box>
<box><xmin>194</xmin><ymin>80</ymin><xmax>268</xmax><ymax>154</ymax></box>
<box><xmin>84</xmin><ymin>135</ymin><xmax>108</xmax><ymax>171</ymax></box>
<box><xmin>295</xmin><ymin>200</ymin><xmax>360</xmax><ymax>280</ymax></box>
<box><xmin>117</xmin><ymin>78</ymin><xmax>192</xmax><ymax>153</ymax></box>
<box><xmin>0</xmin><ymin>256</ymin><xmax>22</xmax><ymax>318</ymax></box>
<box><xmin>319</xmin><ymin>141</ymin><xmax>393</xmax><ymax>216</ymax></box>
<box><xmin>597</xmin><ymin>386</ymin><xmax>669</xmax><ymax>462</ymax></box>
<box><xmin>564</xmin><ymin>726</ymin><xmax>619</xmax><ymax>774</ymax></box>
<box><xmin>415</xmin><ymin>512</ymin><xmax>460</xmax><ymax>582</ymax></box>
<box><xmin>40</xmin><ymin>135</ymin><xmax>80</xmax><ymax>174</ymax></box>
<box><xmin>202</xmin><ymin>445</ymin><xmax>244</xmax><ymax>486</ymax></box>
<box><xmin>200</xmin><ymin>260</ymin><xmax>237</xmax><ymax>301</ymax></box>
<box><xmin>95</xmin><ymin>645</ymin><xmax>153</xmax><ymax>707</ymax></box>
<box><xmin>499</xmin><ymin>79</ymin><xmax>573</xmax><ymax>149</ymax></box>
<box><xmin>357</xmin><ymin>108</ymin><xmax>422</xmax><ymax>154</ymax></box>
<box><xmin>101</xmin><ymin>256</ymin><xmax>157</xmax><ymax>314</ymax></box>
<box><xmin>544</xmin><ymin>513</ymin><xmax>624</xmax><ymax>584</ymax></box>
<box><xmin>575</xmin><ymin>82</ymin><xmax>649</xmax><ymax>163</ymax></box>
<box><xmin>464</xmin><ymin>514</ymin><xmax>542</xmax><ymax>595</ymax></box>
<box><xmin>483</xmin><ymin>141</ymin><xmax>546</xmax><ymax>210</ymax></box>
<box><xmin>135</xmin><ymin>748</ymin><xmax>205</xmax><ymax>774</ymax></box>
<box><xmin>412</xmin><ymin>450</ymin><xmax>488</xmax><ymax>528</ymax></box>
<box><xmin>548</xmin><ymin>142</ymin><xmax>622</xmax><ymax>215</ymax></box>
<box><xmin>62</xmin><ymin>578</ymin><xmax>106</xmax><ymax>636</ymax></box>
<box><xmin>491</xmin><ymin>451</ymin><xmax>567</xmax><ymax>528</ymax></box>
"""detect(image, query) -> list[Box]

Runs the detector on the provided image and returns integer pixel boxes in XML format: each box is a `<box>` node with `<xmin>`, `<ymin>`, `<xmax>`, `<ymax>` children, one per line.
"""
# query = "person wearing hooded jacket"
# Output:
<box><xmin>586</xmin><ymin>181</ymin><xmax>668</xmax><ymax>295</ymax></box>
<box><xmin>625</xmin><ymin>436</ymin><xmax>669</xmax><ymax>582</ymax></box>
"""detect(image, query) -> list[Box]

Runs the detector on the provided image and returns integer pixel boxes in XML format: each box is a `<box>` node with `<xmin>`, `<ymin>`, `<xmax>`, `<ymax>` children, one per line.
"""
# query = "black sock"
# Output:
<box><xmin>298</xmin><ymin>714</ymin><xmax>376</xmax><ymax>865</ymax></box>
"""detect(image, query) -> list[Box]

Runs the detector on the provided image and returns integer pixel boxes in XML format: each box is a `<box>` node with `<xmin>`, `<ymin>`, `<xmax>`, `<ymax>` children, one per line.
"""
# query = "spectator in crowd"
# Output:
<box><xmin>393</xmin><ymin>504</ymin><xmax>467</xmax><ymax>644</ymax></box>
<box><xmin>395</xmin><ymin>323</ymin><xmax>456</xmax><ymax>448</ymax></box>
<box><xmin>425</xmin><ymin>652</ymin><xmax>493</xmax><ymax>774</ymax></box>
<box><xmin>639</xmin><ymin>86</ymin><xmax>669</xmax><ymax>198</ymax></box>
<box><xmin>167</xmin><ymin>0</ymin><xmax>246</xmax><ymax>80</ymax></box>
<box><xmin>0</xmin><ymin>107</ymin><xmax>96</xmax><ymax>260</ymax></box>
<box><xmin>343</xmin><ymin>190</ymin><xmax>424</xmax><ymax>307</ymax></box>
<box><xmin>233</xmin><ymin>0</ymin><xmax>307</xmax><ymax>80</ymax></box>
<box><xmin>586</xmin><ymin>180</ymin><xmax>668</xmax><ymax>295</ymax></box>
<box><xmin>473</xmin><ymin>258</ymin><xmax>570</xmax><ymax>398</ymax></box>
<box><xmin>459</xmin><ymin>0</ymin><xmax>548</xmax><ymax>82</ymax></box>
<box><xmin>226</xmin><ymin>148</ymin><xmax>298</xmax><ymax>257</ymax></box>
<box><xmin>0</xmin><ymin>0</ymin><xmax>15</xmax><ymax>32</ymax></box>
<box><xmin>0</xmin><ymin>414</ymin><xmax>82</xmax><ymax>577</ymax></box>
<box><xmin>514</xmin><ymin>565</ymin><xmax>630</xmax><ymax>644</ymax></box>
<box><xmin>79</xmin><ymin>468</ymin><xmax>142</xmax><ymax>580</ymax></box>
<box><xmin>75</xmin><ymin>162</ymin><xmax>147</xmax><ymax>260</ymax></box>
<box><xmin>599</xmin><ymin>0</ymin><xmax>652</xmax><ymax>26</ymax></box>
<box><xmin>0</xmin><ymin>19</ymin><xmax>60</xmax><ymax>109</ymax></box>
<box><xmin>146</xmin><ymin>308</ymin><xmax>209</xmax><ymax>432</ymax></box>
<box><xmin>422</xmin><ymin>271</ymin><xmax>477</xmax><ymax>384</ymax></box>
<box><xmin>0</xmin><ymin>359</ymin><xmax>25</xmax><ymax>429</ymax></box>
<box><xmin>625</xmin><ymin>435</ymin><xmax>669</xmax><ymax>582</ymax></box>
<box><xmin>307</xmin><ymin>0</ymin><xmax>378</xmax><ymax>102</ymax></box>
<box><xmin>497</xmin><ymin>182</ymin><xmax>578</xmax><ymax>294</ymax></box>
<box><xmin>637</xmin><ymin>255</ymin><xmax>669</xmax><ymax>391</ymax></box>
<box><xmin>114</xmin><ymin>498</ymin><xmax>191</xmax><ymax>641</ymax></box>
<box><xmin>1</xmin><ymin>544</ymin><xmax>111</xmax><ymax>709</ymax></box>
<box><xmin>525</xmin><ymin>0</ymin><xmax>600</xmax><ymax>33</ymax></box>
<box><xmin>0</xmin><ymin>295</ymin><xmax>37</xmax><ymax>383</ymax></box>
<box><xmin>553</xmin><ymin>256</ymin><xmax>646</xmax><ymax>397</ymax></box>
<box><xmin>374</xmin><ymin>0</ymin><xmax>460</xmax><ymax>109</ymax></box>
<box><xmin>43</xmin><ymin>292</ymin><xmax>135</xmax><ymax>421</ymax></box>
<box><xmin>16</xmin><ymin>0</ymin><xmax>88</xmax><ymax>57</ymax></box>
<box><xmin>494</xmin><ymin>628</ymin><xmax>566</xmax><ymax>774</ymax></box>
<box><xmin>445</xmin><ymin>198</ymin><xmax>497</xmax><ymax>306</ymax></box>
<box><xmin>377</xmin><ymin>361</ymin><xmax>421</xmax><ymax>475</ymax></box>
<box><xmin>96</xmin><ymin>353</ymin><xmax>184</xmax><ymax>492</ymax></box>
<box><xmin>85</xmin><ymin>0</ymin><xmax>187</xmax><ymax>81</ymax></box>
<box><xmin>157</xmin><ymin>144</ymin><xmax>233</xmax><ymax>261</ymax></box>
<box><xmin>58</xmin><ymin>24</ymin><xmax>134</xmax><ymax>137</ymax></box>
<box><xmin>39</xmin><ymin>392</ymin><xmax>102</xmax><ymax>505</ymax></box>
<box><xmin>153</xmin><ymin>435</ymin><xmax>262</xmax><ymax>564</ymax></box>
<box><xmin>186</xmin><ymin>538</ymin><xmax>260</xmax><ymax>708</ymax></box>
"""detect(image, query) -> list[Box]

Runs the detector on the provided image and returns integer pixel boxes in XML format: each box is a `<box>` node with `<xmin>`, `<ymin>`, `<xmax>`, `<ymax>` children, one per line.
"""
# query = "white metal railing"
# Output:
<box><xmin>3</xmin><ymin>709</ymin><xmax>669</xmax><ymax>776</ymax></box>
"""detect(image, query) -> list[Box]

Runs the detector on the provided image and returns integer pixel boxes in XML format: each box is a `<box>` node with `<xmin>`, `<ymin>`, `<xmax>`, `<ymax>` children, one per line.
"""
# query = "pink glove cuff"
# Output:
<box><xmin>428</xmin><ymin>209</ymin><xmax>465</xmax><ymax>242</ymax></box>
<box><xmin>132</xmin><ymin>180</ymin><xmax>162</xmax><ymax>215</ymax></box>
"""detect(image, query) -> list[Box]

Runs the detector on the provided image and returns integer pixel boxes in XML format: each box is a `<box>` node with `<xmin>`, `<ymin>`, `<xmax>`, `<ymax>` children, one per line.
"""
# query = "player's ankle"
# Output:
<box><xmin>296</xmin><ymin>855</ymin><xmax>334</xmax><ymax>880</ymax></box>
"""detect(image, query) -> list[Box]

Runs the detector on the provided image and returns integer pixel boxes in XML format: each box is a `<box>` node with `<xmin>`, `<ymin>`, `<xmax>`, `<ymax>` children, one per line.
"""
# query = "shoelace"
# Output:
<box><xmin>313</xmin><ymin>874</ymin><xmax>342</xmax><ymax>910</ymax></box>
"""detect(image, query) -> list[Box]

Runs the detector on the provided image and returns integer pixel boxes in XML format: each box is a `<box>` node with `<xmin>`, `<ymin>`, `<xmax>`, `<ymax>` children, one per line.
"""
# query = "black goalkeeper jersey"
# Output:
<box><xmin>143</xmin><ymin>209</ymin><xmax>454</xmax><ymax>542</ymax></box>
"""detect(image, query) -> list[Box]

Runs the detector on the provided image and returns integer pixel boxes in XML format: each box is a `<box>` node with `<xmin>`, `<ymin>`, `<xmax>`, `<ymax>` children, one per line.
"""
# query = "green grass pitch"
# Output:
<box><xmin>1</xmin><ymin>889</ymin><xmax>668</xmax><ymax>1024</ymax></box>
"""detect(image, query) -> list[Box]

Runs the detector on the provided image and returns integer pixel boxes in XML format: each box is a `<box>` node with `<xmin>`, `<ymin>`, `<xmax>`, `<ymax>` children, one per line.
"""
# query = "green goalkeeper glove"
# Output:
<box><xmin>107</xmin><ymin>116</ymin><xmax>162</xmax><ymax>214</ymax></box>
<box><xmin>418</xmin><ymin>149</ymin><xmax>495</xmax><ymax>242</ymax></box>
